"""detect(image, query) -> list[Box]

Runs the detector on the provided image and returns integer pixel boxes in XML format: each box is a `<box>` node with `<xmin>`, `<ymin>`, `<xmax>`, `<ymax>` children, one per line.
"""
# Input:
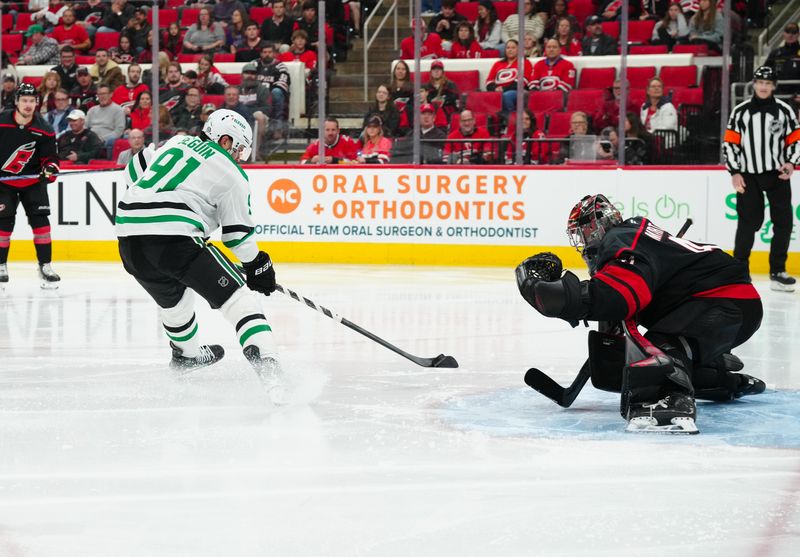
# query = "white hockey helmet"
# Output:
<box><xmin>202</xmin><ymin>108</ymin><xmax>253</xmax><ymax>161</ymax></box>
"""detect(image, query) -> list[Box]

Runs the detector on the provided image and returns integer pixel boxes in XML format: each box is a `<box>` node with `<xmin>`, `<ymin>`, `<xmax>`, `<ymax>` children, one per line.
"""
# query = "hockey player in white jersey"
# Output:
<box><xmin>116</xmin><ymin>109</ymin><xmax>282</xmax><ymax>397</ymax></box>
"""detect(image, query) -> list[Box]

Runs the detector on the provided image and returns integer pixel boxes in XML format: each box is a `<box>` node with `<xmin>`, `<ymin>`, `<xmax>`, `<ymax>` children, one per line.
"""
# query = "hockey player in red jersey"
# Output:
<box><xmin>0</xmin><ymin>83</ymin><xmax>61</xmax><ymax>289</ymax></box>
<box><xmin>516</xmin><ymin>194</ymin><xmax>766</xmax><ymax>433</ymax></box>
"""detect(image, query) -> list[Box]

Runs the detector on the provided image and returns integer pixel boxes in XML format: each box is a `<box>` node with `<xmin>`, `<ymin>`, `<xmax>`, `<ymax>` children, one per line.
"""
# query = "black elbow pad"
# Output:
<box><xmin>531</xmin><ymin>271</ymin><xmax>590</xmax><ymax>327</ymax></box>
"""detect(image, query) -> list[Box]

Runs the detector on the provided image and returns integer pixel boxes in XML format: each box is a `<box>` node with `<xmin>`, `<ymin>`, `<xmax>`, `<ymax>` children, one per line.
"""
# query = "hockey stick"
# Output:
<box><xmin>274</xmin><ymin>284</ymin><xmax>459</xmax><ymax>368</ymax></box>
<box><xmin>523</xmin><ymin>217</ymin><xmax>693</xmax><ymax>407</ymax></box>
<box><xmin>0</xmin><ymin>166</ymin><xmax>123</xmax><ymax>182</ymax></box>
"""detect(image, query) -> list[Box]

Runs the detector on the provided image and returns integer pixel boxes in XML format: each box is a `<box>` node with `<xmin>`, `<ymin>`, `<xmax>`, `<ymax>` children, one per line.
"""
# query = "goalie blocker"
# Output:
<box><xmin>516</xmin><ymin>195</ymin><xmax>765</xmax><ymax>433</ymax></box>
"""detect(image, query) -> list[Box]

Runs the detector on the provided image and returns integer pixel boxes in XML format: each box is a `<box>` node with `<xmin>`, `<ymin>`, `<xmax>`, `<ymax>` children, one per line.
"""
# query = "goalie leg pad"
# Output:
<box><xmin>588</xmin><ymin>330</ymin><xmax>626</xmax><ymax>393</ymax></box>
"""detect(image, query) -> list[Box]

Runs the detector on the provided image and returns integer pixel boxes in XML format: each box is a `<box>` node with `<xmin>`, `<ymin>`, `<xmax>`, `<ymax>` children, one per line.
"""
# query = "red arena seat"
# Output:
<box><xmin>578</xmin><ymin>67</ymin><xmax>615</xmax><ymax>89</ymax></box>
<box><xmin>672</xmin><ymin>44</ymin><xmax>709</xmax><ymax>56</ymax></box>
<box><xmin>177</xmin><ymin>53</ymin><xmax>203</xmax><ymax>63</ymax></box>
<box><xmin>463</xmin><ymin>91</ymin><xmax>502</xmax><ymax>113</ymax></box>
<box><xmin>659</xmin><ymin>65</ymin><xmax>697</xmax><ymax>88</ymax></box>
<box><xmin>601</xmin><ymin>21</ymin><xmax>620</xmax><ymax>40</ymax></box>
<box><xmin>455</xmin><ymin>2</ymin><xmax>478</xmax><ymax>22</ymax></box>
<box><xmin>249</xmin><ymin>7</ymin><xmax>274</xmax><ymax>25</ymax></box>
<box><xmin>223</xmin><ymin>73</ymin><xmax>242</xmax><ymax>86</ymax></box>
<box><xmin>627</xmin><ymin>20</ymin><xmax>656</xmax><ymax>44</ymax></box>
<box><xmin>180</xmin><ymin>9</ymin><xmax>200</xmax><ymax>28</ymax></box>
<box><xmin>111</xmin><ymin>139</ymin><xmax>128</xmax><ymax>162</ymax></box>
<box><xmin>14</xmin><ymin>12</ymin><xmax>32</xmax><ymax>32</ymax></box>
<box><xmin>166</xmin><ymin>0</ymin><xmax>184</xmax><ymax>7</ymax></box>
<box><xmin>626</xmin><ymin>66</ymin><xmax>657</xmax><ymax>88</ymax></box>
<box><xmin>527</xmin><ymin>90</ymin><xmax>564</xmax><ymax>113</ymax></box>
<box><xmin>494</xmin><ymin>2</ymin><xmax>516</xmax><ymax>22</ymax></box>
<box><xmin>566</xmin><ymin>88</ymin><xmax>606</xmax><ymax>113</ymax></box>
<box><xmin>546</xmin><ymin>112</ymin><xmax>574</xmax><ymax>137</ymax></box>
<box><xmin>628</xmin><ymin>88</ymin><xmax>648</xmax><ymax>108</ymax></box>
<box><xmin>76</xmin><ymin>55</ymin><xmax>96</xmax><ymax>64</ymax></box>
<box><xmin>201</xmin><ymin>94</ymin><xmax>224</xmax><ymax>107</ymax></box>
<box><xmin>670</xmin><ymin>86</ymin><xmax>704</xmax><ymax>107</ymax></box>
<box><xmin>22</xmin><ymin>75</ymin><xmax>42</xmax><ymax>88</ymax></box>
<box><xmin>481</xmin><ymin>48</ymin><xmax>500</xmax><ymax>58</ymax></box>
<box><xmin>1</xmin><ymin>13</ymin><xmax>12</xmax><ymax>33</ymax></box>
<box><xmin>411</xmin><ymin>70</ymin><xmax>480</xmax><ymax>93</ymax></box>
<box><xmin>4</xmin><ymin>33</ymin><xmax>23</xmax><ymax>55</ymax></box>
<box><xmin>214</xmin><ymin>53</ymin><xmax>235</xmax><ymax>63</ymax></box>
<box><xmin>629</xmin><ymin>44</ymin><xmax>668</xmax><ymax>55</ymax></box>
<box><xmin>570</xmin><ymin>0</ymin><xmax>596</xmax><ymax>25</ymax></box>
<box><xmin>93</xmin><ymin>32</ymin><xmax>120</xmax><ymax>51</ymax></box>
<box><xmin>148</xmin><ymin>9</ymin><xmax>178</xmax><ymax>28</ymax></box>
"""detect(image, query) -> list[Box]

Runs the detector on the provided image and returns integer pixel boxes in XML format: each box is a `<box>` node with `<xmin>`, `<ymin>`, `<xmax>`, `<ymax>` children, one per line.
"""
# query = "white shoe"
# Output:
<box><xmin>38</xmin><ymin>262</ymin><xmax>60</xmax><ymax>290</ymax></box>
<box><xmin>770</xmin><ymin>271</ymin><xmax>796</xmax><ymax>292</ymax></box>
<box><xmin>0</xmin><ymin>263</ymin><xmax>7</xmax><ymax>284</ymax></box>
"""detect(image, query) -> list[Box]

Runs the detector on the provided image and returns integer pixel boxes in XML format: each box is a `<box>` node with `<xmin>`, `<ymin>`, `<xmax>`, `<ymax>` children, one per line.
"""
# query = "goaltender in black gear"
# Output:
<box><xmin>516</xmin><ymin>195</ymin><xmax>766</xmax><ymax>433</ymax></box>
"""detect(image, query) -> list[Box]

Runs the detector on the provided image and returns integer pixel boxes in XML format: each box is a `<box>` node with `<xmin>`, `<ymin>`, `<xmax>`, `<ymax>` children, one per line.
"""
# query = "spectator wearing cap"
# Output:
<box><xmin>429</xmin><ymin>0</ymin><xmax>468</xmax><ymax>51</ymax></box>
<box><xmin>581</xmin><ymin>15</ymin><xmax>617</xmax><ymax>56</ymax></box>
<box><xmin>501</xmin><ymin>0</ymin><xmax>545</xmax><ymax>46</ymax></box>
<box><xmin>51</xmin><ymin>47</ymin><xmax>80</xmax><ymax>92</ymax></box>
<box><xmin>57</xmin><ymin>109</ymin><xmax>106</xmax><ymax>162</ymax></box>
<box><xmin>170</xmin><ymin>86</ymin><xmax>203</xmax><ymax>132</ymax></box>
<box><xmin>419</xmin><ymin>102</ymin><xmax>448</xmax><ymax>163</ymax></box>
<box><xmin>112</xmin><ymin>64</ymin><xmax>148</xmax><ymax>111</ymax></box>
<box><xmin>46</xmin><ymin>88</ymin><xmax>74</xmax><ymax>139</ymax></box>
<box><xmin>70</xmin><ymin>67</ymin><xmax>99</xmax><ymax>112</ymax></box>
<box><xmin>2</xmin><ymin>74</ymin><xmax>17</xmax><ymax>110</ymax></box>
<box><xmin>279</xmin><ymin>30</ymin><xmax>317</xmax><ymax>84</ymax></box>
<box><xmin>239</xmin><ymin>64</ymin><xmax>270</xmax><ymax>149</ymax></box>
<box><xmin>85</xmin><ymin>84</ymin><xmax>126</xmax><ymax>155</ymax></box>
<box><xmin>422</xmin><ymin>60</ymin><xmax>460</xmax><ymax>123</ymax></box>
<box><xmin>529</xmin><ymin>39</ymin><xmax>576</xmax><ymax>93</ymax></box>
<box><xmin>300</xmin><ymin>117</ymin><xmax>359</xmax><ymax>164</ymax></box>
<box><xmin>51</xmin><ymin>9</ymin><xmax>92</xmax><ymax>53</ymax></box>
<box><xmin>89</xmin><ymin>49</ymin><xmax>125</xmax><ymax>91</ymax></box>
<box><xmin>444</xmin><ymin>109</ymin><xmax>493</xmax><ymax>164</ymax></box>
<box><xmin>357</xmin><ymin>116</ymin><xmax>393</xmax><ymax>164</ymax></box>
<box><xmin>261</xmin><ymin>0</ymin><xmax>293</xmax><ymax>54</ymax></box>
<box><xmin>400</xmin><ymin>19</ymin><xmax>444</xmax><ymax>60</ymax></box>
<box><xmin>98</xmin><ymin>0</ymin><xmax>135</xmax><ymax>33</ymax></box>
<box><xmin>18</xmin><ymin>25</ymin><xmax>60</xmax><ymax>66</ymax></box>
<box><xmin>235</xmin><ymin>22</ymin><xmax>266</xmax><ymax>63</ymax></box>
<box><xmin>766</xmin><ymin>22</ymin><xmax>800</xmax><ymax>86</ymax></box>
<box><xmin>199</xmin><ymin>103</ymin><xmax>216</xmax><ymax>128</ymax></box>
<box><xmin>362</xmin><ymin>85</ymin><xmax>400</xmax><ymax>138</ymax></box>
<box><xmin>116</xmin><ymin>128</ymin><xmax>146</xmax><ymax>166</ymax></box>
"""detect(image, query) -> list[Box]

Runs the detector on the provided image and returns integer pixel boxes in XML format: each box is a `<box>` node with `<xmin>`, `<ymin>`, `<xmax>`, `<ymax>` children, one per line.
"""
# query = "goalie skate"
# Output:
<box><xmin>38</xmin><ymin>263</ymin><xmax>60</xmax><ymax>290</ymax></box>
<box><xmin>243</xmin><ymin>345</ymin><xmax>287</xmax><ymax>405</ymax></box>
<box><xmin>625</xmin><ymin>394</ymin><xmax>699</xmax><ymax>435</ymax></box>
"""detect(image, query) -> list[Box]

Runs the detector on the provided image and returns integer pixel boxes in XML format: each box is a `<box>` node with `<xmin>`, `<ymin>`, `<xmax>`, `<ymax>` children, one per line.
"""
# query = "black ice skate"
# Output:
<box><xmin>626</xmin><ymin>393</ymin><xmax>698</xmax><ymax>434</ymax></box>
<box><xmin>169</xmin><ymin>342</ymin><xmax>225</xmax><ymax>373</ymax></box>
<box><xmin>38</xmin><ymin>262</ymin><xmax>60</xmax><ymax>290</ymax></box>
<box><xmin>769</xmin><ymin>272</ymin><xmax>796</xmax><ymax>292</ymax></box>
<box><xmin>243</xmin><ymin>345</ymin><xmax>287</xmax><ymax>404</ymax></box>
<box><xmin>0</xmin><ymin>263</ymin><xmax>7</xmax><ymax>290</ymax></box>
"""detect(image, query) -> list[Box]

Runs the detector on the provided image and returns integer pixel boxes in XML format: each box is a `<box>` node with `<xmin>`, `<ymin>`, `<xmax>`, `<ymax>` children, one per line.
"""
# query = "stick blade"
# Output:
<box><xmin>430</xmin><ymin>354</ymin><xmax>459</xmax><ymax>368</ymax></box>
<box><xmin>524</xmin><ymin>368</ymin><xmax>572</xmax><ymax>407</ymax></box>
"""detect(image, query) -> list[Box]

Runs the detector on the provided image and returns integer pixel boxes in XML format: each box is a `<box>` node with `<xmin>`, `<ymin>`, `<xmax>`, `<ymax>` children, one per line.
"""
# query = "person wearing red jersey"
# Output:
<box><xmin>51</xmin><ymin>8</ymin><xmax>91</xmax><ymax>53</ymax></box>
<box><xmin>300</xmin><ymin>117</ymin><xmax>359</xmax><ymax>164</ymax></box>
<box><xmin>485</xmin><ymin>39</ymin><xmax>533</xmax><ymax>113</ymax></box>
<box><xmin>443</xmin><ymin>110</ymin><xmax>494</xmax><ymax>164</ymax></box>
<box><xmin>279</xmin><ymin>30</ymin><xmax>318</xmax><ymax>85</ymax></box>
<box><xmin>111</xmin><ymin>64</ymin><xmax>149</xmax><ymax>111</ymax></box>
<box><xmin>400</xmin><ymin>21</ymin><xmax>444</xmax><ymax>60</ymax></box>
<box><xmin>530</xmin><ymin>39</ymin><xmax>576</xmax><ymax>93</ymax></box>
<box><xmin>0</xmin><ymin>84</ymin><xmax>61</xmax><ymax>289</ymax></box>
<box><xmin>449</xmin><ymin>22</ymin><xmax>483</xmax><ymax>59</ymax></box>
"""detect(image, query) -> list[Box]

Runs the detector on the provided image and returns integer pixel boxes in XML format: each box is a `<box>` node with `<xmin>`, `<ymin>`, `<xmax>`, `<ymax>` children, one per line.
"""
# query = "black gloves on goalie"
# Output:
<box><xmin>515</xmin><ymin>252</ymin><xmax>590</xmax><ymax>327</ymax></box>
<box><xmin>242</xmin><ymin>251</ymin><xmax>276</xmax><ymax>295</ymax></box>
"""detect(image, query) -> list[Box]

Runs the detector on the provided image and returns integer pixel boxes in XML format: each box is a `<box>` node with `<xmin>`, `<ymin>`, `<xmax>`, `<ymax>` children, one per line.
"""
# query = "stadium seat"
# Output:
<box><xmin>76</xmin><ymin>55</ymin><xmax>96</xmax><ymax>64</ymax></box>
<box><xmin>14</xmin><ymin>12</ymin><xmax>32</xmax><ymax>32</ymax></box>
<box><xmin>659</xmin><ymin>65</ymin><xmax>697</xmax><ymax>88</ymax></box>
<box><xmin>93</xmin><ymin>32</ymin><xmax>120</xmax><ymax>51</ymax></box>
<box><xmin>223</xmin><ymin>73</ymin><xmax>242</xmax><ymax>86</ymax></box>
<box><xmin>601</xmin><ymin>21</ymin><xmax>620</xmax><ymax>40</ymax></box>
<box><xmin>166</xmin><ymin>0</ymin><xmax>185</xmax><ymax>7</ymax></box>
<box><xmin>481</xmin><ymin>48</ymin><xmax>500</xmax><ymax>58</ymax></box>
<box><xmin>626</xmin><ymin>66</ymin><xmax>657</xmax><ymax>88</ymax></box>
<box><xmin>1</xmin><ymin>13</ymin><xmax>12</xmax><ymax>33</ymax></box>
<box><xmin>627</xmin><ymin>20</ymin><xmax>655</xmax><ymax>44</ymax></box>
<box><xmin>672</xmin><ymin>44</ymin><xmax>709</xmax><ymax>56</ymax></box>
<box><xmin>88</xmin><ymin>160</ymin><xmax>118</xmax><ymax>166</ymax></box>
<box><xmin>455</xmin><ymin>2</ymin><xmax>478</xmax><ymax>22</ymax></box>
<box><xmin>546</xmin><ymin>112</ymin><xmax>574</xmax><ymax>137</ymax></box>
<box><xmin>411</xmin><ymin>70</ymin><xmax>480</xmax><ymax>93</ymax></box>
<box><xmin>214</xmin><ymin>53</ymin><xmax>235</xmax><ymax>63</ymax></box>
<box><xmin>494</xmin><ymin>2</ymin><xmax>516</xmax><ymax>22</ymax></box>
<box><xmin>111</xmin><ymin>139</ymin><xmax>128</xmax><ymax>162</ymax></box>
<box><xmin>463</xmin><ymin>91</ymin><xmax>502</xmax><ymax>113</ymax></box>
<box><xmin>527</xmin><ymin>90</ymin><xmax>564</xmax><ymax>113</ymax></box>
<box><xmin>148</xmin><ymin>9</ymin><xmax>178</xmax><ymax>28</ymax></box>
<box><xmin>177</xmin><ymin>53</ymin><xmax>203</xmax><ymax>63</ymax></box>
<box><xmin>249</xmin><ymin>7</ymin><xmax>274</xmax><ymax>25</ymax></box>
<box><xmin>578</xmin><ymin>67</ymin><xmax>615</xmax><ymax>89</ymax></box>
<box><xmin>670</xmin><ymin>86</ymin><xmax>704</xmax><ymax>107</ymax></box>
<box><xmin>570</xmin><ymin>0</ymin><xmax>596</xmax><ymax>25</ymax></box>
<box><xmin>628</xmin><ymin>88</ymin><xmax>647</xmax><ymax>108</ymax></box>
<box><xmin>180</xmin><ymin>9</ymin><xmax>200</xmax><ymax>28</ymax></box>
<box><xmin>201</xmin><ymin>94</ymin><xmax>224</xmax><ymax>107</ymax></box>
<box><xmin>566</xmin><ymin>88</ymin><xmax>606</xmax><ymax>113</ymax></box>
<box><xmin>22</xmin><ymin>75</ymin><xmax>42</xmax><ymax>88</ymax></box>
<box><xmin>3</xmin><ymin>33</ymin><xmax>23</xmax><ymax>56</ymax></box>
<box><xmin>629</xmin><ymin>45</ymin><xmax>668</xmax><ymax>55</ymax></box>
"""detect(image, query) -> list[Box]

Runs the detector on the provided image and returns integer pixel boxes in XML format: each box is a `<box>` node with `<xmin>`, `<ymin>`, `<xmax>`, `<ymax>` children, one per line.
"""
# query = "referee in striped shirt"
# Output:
<box><xmin>723</xmin><ymin>65</ymin><xmax>800</xmax><ymax>291</ymax></box>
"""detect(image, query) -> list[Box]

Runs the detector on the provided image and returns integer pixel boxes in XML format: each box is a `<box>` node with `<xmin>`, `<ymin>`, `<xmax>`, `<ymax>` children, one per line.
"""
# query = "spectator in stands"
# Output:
<box><xmin>37</xmin><ymin>71</ymin><xmax>61</xmax><ymax>115</ymax></box>
<box><xmin>226</xmin><ymin>8</ymin><xmax>250</xmax><ymax>50</ymax></box>
<box><xmin>116</xmin><ymin>128</ymin><xmax>145</xmax><ymax>165</ymax></box>
<box><xmin>235</xmin><ymin>23</ymin><xmax>265</xmax><ymax>62</ymax></box>
<box><xmin>356</xmin><ymin>116</ymin><xmax>392</xmax><ymax>164</ymax></box>
<box><xmin>486</xmin><ymin>40</ymin><xmax>533</xmax><ymax>114</ymax></box>
<box><xmin>688</xmin><ymin>0</ymin><xmax>724</xmax><ymax>54</ymax></box>
<box><xmin>215</xmin><ymin>0</ymin><xmax>248</xmax><ymax>25</ymax></box>
<box><xmin>765</xmin><ymin>22</ymin><xmax>800</xmax><ymax>83</ymax></box>
<box><xmin>28</xmin><ymin>0</ymin><xmax>63</xmax><ymax>31</ymax></box>
<box><xmin>1</xmin><ymin>74</ymin><xmax>16</xmax><ymax>110</ymax></box>
<box><xmin>652</xmin><ymin>2</ymin><xmax>690</xmax><ymax>51</ymax></box>
<box><xmin>421</xmin><ymin>60</ymin><xmax>460</xmax><ymax>123</ymax></box>
<box><xmin>640</xmin><ymin>76</ymin><xmax>677</xmax><ymax>132</ymax></box>
<box><xmin>594</xmin><ymin>79</ymin><xmax>640</xmax><ymax>132</ymax></box>
<box><xmin>444</xmin><ymin>110</ymin><xmax>493</xmax><ymax>164</ymax></box>
<box><xmin>17</xmin><ymin>24</ymin><xmax>60</xmax><ymax>66</ymax></box>
<box><xmin>419</xmin><ymin>103</ymin><xmax>448</xmax><ymax>162</ymax></box>
<box><xmin>523</xmin><ymin>32</ymin><xmax>542</xmax><ymax>57</ymax></box>
<box><xmin>163</xmin><ymin>22</ymin><xmax>183</xmax><ymax>60</ymax></box>
<box><xmin>581</xmin><ymin>15</ymin><xmax>616</xmax><ymax>56</ymax></box>
<box><xmin>255</xmin><ymin>44</ymin><xmax>290</xmax><ymax>137</ymax></box>
<box><xmin>86</xmin><ymin>84</ymin><xmax>126</xmax><ymax>155</ymax></box>
<box><xmin>501</xmin><ymin>0</ymin><xmax>545</xmax><ymax>47</ymax></box>
<box><xmin>239</xmin><ymin>63</ymin><xmax>270</xmax><ymax>148</ymax></box>
<box><xmin>199</xmin><ymin>103</ymin><xmax>216</xmax><ymax>127</ymax></box>
<box><xmin>58</xmin><ymin>109</ymin><xmax>106</xmax><ymax>162</ymax></box>
<box><xmin>122</xmin><ymin>7</ymin><xmax>151</xmax><ymax>52</ymax></box>
<box><xmin>152</xmin><ymin>54</ymin><xmax>173</xmax><ymax>89</ymax></box>
<box><xmin>128</xmin><ymin>90</ymin><xmax>152</xmax><ymax>132</ymax></box>
<box><xmin>89</xmin><ymin>49</ymin><xmax>125</xmax><ymax>91</ymax></box>
<box><xmin>182</xmin><ymin>70</ymin><xmax>199</xmax><ymax>89</ymax></box>
<box><xmin>261</xmin><ymin>0</ymin><xmax>294</xmax><ymax>54</ymax></box>
<box><xmin>553</xmin><ymin>17</ymin><xmax>582</xmax><ymax>57</ymax></box>
<box><xmin>196</xmin><ymin>54</ymin><xmax>229</xmax><ymax>94</ymax></box>
<box><xmin>222</xmin><ymin>85</ymin><xmax>255</xmax><ymax>128</ymax></box>
<box><xmin>186</xmin><ymin>0</ymin><xmax>216</xmax><ymax>9</ymax></box>
<box><xmin>46</xmin><ymin>88</ymin><xmax>73</xmax><ymax>138</ymax></box>
<box><xmin>169</xmin><ymin>87</ymin><xmax>203</xmax><ymax>132</ymax></box>
<box><xmin>389</xmin><ymin>60</ymin><xmax>413</xmax><ymax>110</ymax></box>
<box><xmin>112</xmin><ymin>63</ymin><xmax>148</xmax><ymax>111</ymax></box>
<box><xmin>70</xmin><ymin>67</ymin><xmax>98</xmax><ymax>112</ymax></box>
<box><xmin>400</xmin><ymin>19</ymin><xmax>444</xmax><ymax>60</ymax></box>
<box><xmin>74</xmin><ymin>0</ymin><xmax>106</xmax><ymax>38</ymax></box>
<box><xmin>505</xmin><ymin>109</ymin><xmax>548</xmax><ymax>164</ymax></box>
<box><xmin>569</xmin><ymin>111</ymin><xmax>590</xmax><ymax>136</ymax></box>
<box><xmin>450</xmin><ymin>22</ymin><xmax>483</xmax><ymax>59</ymax></box>
<box><xmin>362</xmin><ymin>85</ymin><xmax>400</xmax><ymax>138</ymax></box>
<box><xmin>110</xmin><ymin>35</ymin><xmax>137</xmax><ymax>65</ymax></box>
<box><xmin>98</xmin><ymin>0</ymin><xmax>135</xmax><ymax>33</ymax></box>
<box><xmin>530</xmin><ymin>39</ymin><xmax>576</xmax><ymax>93</ymax></box>
<box><xmin>51</xmin><ymin>47</ymin><xmax>80</xmax><ymax>92</ymax></box>
<box><xmin>622</xmin><ymin>111</ymin><xmax>653</xmax><ymax>165</ymax></box>
<box><xmin>294</xmin><ymin>1</ymin><xmax>333</xmax><ymax>52</ymax></box>
<box><xmin>156</xmin><ymin>105</ymin><xmax>175</xmax><ymax>141</ymax></box>
<box><xmin>474</xmin><ymin>0</ymin><xmax>503</xmax><ymax>53</ymax></box>
<box><xmin>183</xmin><ymin>8</ymin><xmax>226</xmax><ymax>54</ymax></box>
<box><xmin>545</xmin><ymin>0</ymin><xmax>579</xmax><ymax>38</ymax></box>
<box><xmin>51</xmin><ymin>9</ymin><xmax>91</xmax><ymax>53</ymax></box>
<box><xmin>280</xmin><ymin>30</ymin><xmax>317</xmax><ymax>84</ymax></box>
<box><xmin>300</xmin><ymin>117</ymin><xmax>359</xmax><ymax>164</ymax></box>
<box><xmin>428</xmin><ymin>0</ymin><xmax>467</xmax><ymax>51</ymax></box>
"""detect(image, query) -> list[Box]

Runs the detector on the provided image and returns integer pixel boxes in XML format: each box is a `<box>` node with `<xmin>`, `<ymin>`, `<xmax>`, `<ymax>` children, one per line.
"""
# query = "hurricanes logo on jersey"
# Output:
<box><xmin>2</xmin><ymin>141</ymin><xmax>37</xmax><ymax>175</ymax></box>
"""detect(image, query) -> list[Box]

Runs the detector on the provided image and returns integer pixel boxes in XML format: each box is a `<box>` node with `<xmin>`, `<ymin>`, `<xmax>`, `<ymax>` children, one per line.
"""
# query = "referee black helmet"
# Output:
<box><xmin>753</xmin><ymin>65</ymin><xmax>778</xmax><ymax>85</ymax></box>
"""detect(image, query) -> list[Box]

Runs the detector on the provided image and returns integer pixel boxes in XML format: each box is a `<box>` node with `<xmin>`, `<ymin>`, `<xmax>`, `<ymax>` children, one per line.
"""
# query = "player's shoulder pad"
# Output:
<box><xmin>596</xmin><ymin>217</ymin><xmax>648</xmax><ymax>263</ymax></box>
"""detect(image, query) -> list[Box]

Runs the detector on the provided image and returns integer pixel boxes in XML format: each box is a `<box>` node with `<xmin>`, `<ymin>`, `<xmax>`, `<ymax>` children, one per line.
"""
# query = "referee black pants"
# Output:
<box><xmin>733</xmin><ymin>171</ymin><xmax>793</xmax><ymax>274</ymax></box>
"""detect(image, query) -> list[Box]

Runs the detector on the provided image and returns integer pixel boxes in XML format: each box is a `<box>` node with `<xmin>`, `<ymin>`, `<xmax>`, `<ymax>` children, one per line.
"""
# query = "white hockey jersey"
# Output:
<box><xmin>115</xmin><ymin>135</ymin><xmax>259</xmax><ymax>263</ymax></box>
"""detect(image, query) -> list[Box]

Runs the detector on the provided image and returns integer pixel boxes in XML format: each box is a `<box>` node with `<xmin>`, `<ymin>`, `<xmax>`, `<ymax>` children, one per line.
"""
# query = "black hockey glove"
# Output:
<box><xmin>242</xmin><ymin>251</ymin><xmax>276</xmax><ymax>296</ymax></box>
<box><xmin>515</xmin><ymin>252</ymin><xmax>563</xmax><ymax>296</ymax></box>
<box><xmin>40</xmin><ymin>162</ymin><xmax>59</xmax><ymax>181</ymax></box>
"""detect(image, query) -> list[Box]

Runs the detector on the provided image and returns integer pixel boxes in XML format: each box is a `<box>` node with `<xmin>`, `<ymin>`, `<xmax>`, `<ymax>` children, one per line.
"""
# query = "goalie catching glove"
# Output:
<box><xmin>242</xmin><ymin>251</ymin><xmax>276</xmax><ymax>295</ymax></box>
<box><xmin>515</xmin><ymin>252</ymin><xmax>589</xmax><ymax>327</ymax></box>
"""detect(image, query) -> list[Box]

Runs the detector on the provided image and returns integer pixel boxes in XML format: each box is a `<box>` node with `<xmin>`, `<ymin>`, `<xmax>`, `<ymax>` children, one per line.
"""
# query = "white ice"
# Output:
<box><xmin>1</xmin><ymin>262</ymin><xmax>799</xmax><ymax>557</ymax></box>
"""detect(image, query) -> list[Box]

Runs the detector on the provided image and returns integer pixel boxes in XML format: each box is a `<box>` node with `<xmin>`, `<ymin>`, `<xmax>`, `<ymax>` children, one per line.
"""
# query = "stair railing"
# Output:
<box><xmin>363</xmin><ymin>0</ymin><xmax>400</xmax><ymax>100</ymax></box>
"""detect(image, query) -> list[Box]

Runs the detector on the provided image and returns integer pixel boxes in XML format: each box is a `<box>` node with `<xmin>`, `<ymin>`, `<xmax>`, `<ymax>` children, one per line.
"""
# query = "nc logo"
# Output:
<box><xmin>268</xmin><ymin>179</ymin><xmax>302</xmax><ymax>214</ymax></box>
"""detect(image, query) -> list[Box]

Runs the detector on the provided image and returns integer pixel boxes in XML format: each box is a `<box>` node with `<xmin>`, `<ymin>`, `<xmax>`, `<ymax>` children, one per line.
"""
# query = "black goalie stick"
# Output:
<box><xmin>275</xmin><ymin>284</ymin><xmax>459</xmax><ymax>369</ymax></box>
<box><xmin>524</xmin><ymin>217</ymin><xmax>693</xmax><ymax>407</ymax></box>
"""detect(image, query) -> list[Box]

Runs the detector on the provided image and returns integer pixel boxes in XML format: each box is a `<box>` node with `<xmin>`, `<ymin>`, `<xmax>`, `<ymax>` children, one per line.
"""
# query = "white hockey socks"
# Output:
<box><xmin>161</xmin><ymin>289</ymin><xmax>201</xmax><ymax>357</ymax></box>
<box><xmin>220</xmin><ymin>287</ymin><xmax>278</xmax><ymax>357</ymax></box>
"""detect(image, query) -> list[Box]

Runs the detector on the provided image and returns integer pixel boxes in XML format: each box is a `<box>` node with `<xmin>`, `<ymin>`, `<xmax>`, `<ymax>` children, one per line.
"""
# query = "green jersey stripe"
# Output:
<box><xmin>239</xmin><ymin>323</ymin><xmax>272</xmax><ymax>346</ymax></box>
<box><xmin>127</xmin><ymin>161</ymin><xmax>138</xmax><ymax>184</ymax></box>
<box><xmin>223</xmin><ymin>229</ymin><xmax>255</xmax><ymax>248</ymax></box>
<box><xmin>115</xmin><ymin>214</ymin><xmax>206</xmax><ymax>232</ymax></box>
<box><xmin>207</xmin><ymin>244</ymin><xmax>246</xmax><ymax>286</ymax></box>
<box><xmin>166</xmin><ymin>323</ymin><xmax>199</xmax><ymax>342</ymax></box>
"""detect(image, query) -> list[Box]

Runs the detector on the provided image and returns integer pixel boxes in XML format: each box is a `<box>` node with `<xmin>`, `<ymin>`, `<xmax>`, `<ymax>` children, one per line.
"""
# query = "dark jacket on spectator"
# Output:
<box><xmin>101</xmin><ymin>4</ymin><xmax>135</xmax><ymax>32</ymax></box>
<box><xmin>582</xmin><ymin>33</ymin><xmax>617</xmax><ymax>56</ymax></box>
<box><xmin>57</xmin><ymin>128</ymin><xmax>105</xmax><ymax>162</ymax></box>
<box><xmin>262</xmin><ymin>16</ymin><xmax>294</xmax><ymax>47</ymax></box>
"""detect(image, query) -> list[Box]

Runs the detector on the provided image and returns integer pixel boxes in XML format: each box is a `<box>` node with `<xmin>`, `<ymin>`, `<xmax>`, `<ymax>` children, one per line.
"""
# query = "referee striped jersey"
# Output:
<box><xmin>723</xmin><ymin>96</ymin><xmax>800</xmax><ymax>174</ymax></box>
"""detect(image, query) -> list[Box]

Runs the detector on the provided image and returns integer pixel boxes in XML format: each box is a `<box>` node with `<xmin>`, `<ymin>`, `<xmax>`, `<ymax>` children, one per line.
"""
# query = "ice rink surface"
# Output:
<box><xmin>1</xmin><ymin>262</ymin><xmax>799</xmax><ymax>557</ymax></box>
